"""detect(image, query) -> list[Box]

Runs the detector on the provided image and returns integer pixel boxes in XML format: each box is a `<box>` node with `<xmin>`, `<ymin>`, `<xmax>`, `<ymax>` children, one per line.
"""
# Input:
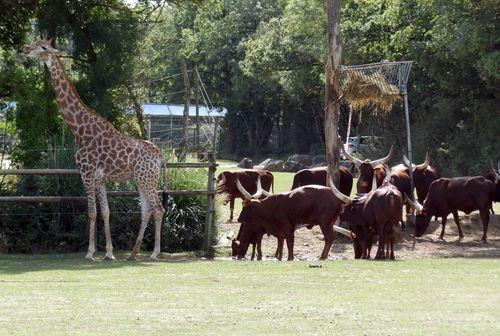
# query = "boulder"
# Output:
<box><xmin>237</xmin><ymin>157</ymin><xmax>253</xmax><ymax>169</ymax></box>
<box><xmin>263</xmin><ymin>159</ymin><xmax>284</xmax><ymax>172</ymax></box>
<box><xmin>287</xmin><ymin>154</ymin><xmax>311</xmax><ymax>166</ymax></box>
<box><xmin>312</xmin><ymin>154</ymin><xmax>326</xmax><ymax>165</ymax></box>
<box><xmin>283</xmin><ymin>161</ymin><xmax>300</xmax><ymax>172</ymax></box>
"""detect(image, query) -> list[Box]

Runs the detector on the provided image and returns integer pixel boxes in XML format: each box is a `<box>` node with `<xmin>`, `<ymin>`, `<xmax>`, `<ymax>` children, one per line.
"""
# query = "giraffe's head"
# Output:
<box><xmin>22</xmin><ymin>39</ymin><xmax>62</xmax><ymax>61</ymax></box>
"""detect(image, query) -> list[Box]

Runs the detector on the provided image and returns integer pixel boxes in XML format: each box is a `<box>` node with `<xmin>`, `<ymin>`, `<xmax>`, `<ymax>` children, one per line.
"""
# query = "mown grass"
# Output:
<box><xmin>0</xmin><ymin>254</ymin><xmax>499</xmax><ymax>335</ymax></box>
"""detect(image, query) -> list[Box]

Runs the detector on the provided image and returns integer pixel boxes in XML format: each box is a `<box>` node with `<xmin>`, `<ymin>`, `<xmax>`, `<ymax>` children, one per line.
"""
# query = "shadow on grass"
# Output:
<box><xmin>0</xmin><ymin>251</ymin><xmax>204</xmax><ymax>275</ymax></box>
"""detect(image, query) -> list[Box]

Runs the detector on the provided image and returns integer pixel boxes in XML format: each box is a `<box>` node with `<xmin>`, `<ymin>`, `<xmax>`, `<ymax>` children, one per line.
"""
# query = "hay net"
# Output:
<box><xmin>339</xmin><ymin>61</ymin><xmax>412</xmax><ymax>112</ymax></box>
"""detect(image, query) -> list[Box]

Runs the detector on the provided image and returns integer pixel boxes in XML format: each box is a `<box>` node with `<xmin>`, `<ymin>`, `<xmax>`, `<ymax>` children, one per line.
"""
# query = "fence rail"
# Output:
<box><xmin>0</xmin><ymin>156</ymin><xmax>219</xmax><ymax>256</ymax></box>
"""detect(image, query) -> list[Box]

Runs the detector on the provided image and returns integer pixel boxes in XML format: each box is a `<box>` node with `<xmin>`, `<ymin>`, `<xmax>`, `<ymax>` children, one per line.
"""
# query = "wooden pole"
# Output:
<box><xmin>203</xmin><ymin>152</ymin><xmax>216</xmax><ymax>257</ymax></box>
<box><xmin>181</xmin><ymin>60</ymin><xmax>191</xmax><ymax>160</ymax></box>
<box><xmin>195</xmin><ymin>71</ymin><xmax>200</xmax><ymax>148</ymax></box>
<box><xmin>324</xmin><ymin>0</ymin><xmax>342</xmax><ymax>186</ymax></box>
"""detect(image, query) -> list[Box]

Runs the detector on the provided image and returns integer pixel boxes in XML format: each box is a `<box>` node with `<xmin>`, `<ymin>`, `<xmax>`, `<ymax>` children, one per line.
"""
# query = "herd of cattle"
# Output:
<box><xmin>217</xmin><ymin>146</ymin><xmax>500</xmax><ymax>261</ymax></box>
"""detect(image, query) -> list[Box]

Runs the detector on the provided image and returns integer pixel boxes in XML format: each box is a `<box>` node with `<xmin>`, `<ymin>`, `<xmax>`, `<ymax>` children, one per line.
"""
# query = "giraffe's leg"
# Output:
<box><xmin>129</xmin><ymin>191</ymin><xmax>153</xmax><ymax>260</ymax></box>
<box><xmin>96</xmin><ymin>184</ymin><xmax>114</xmax><ymax>260</ymax></box>
<box><xmin>149</xmin><ymin>191</ymin><xmax>165</xmax><ymax>260</ymax></box>
<box><xmin>83</xmin><ymin>182</ymin><xmax>97</xmax><ymax>260</ymax></box>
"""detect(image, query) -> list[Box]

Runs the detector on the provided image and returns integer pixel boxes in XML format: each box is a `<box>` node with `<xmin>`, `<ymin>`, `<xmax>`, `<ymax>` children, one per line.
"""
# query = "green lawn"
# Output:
<box><xmin>0</xmin><ymin>254</ymin><xmax>499</xmax><ymax>335</ymax></box>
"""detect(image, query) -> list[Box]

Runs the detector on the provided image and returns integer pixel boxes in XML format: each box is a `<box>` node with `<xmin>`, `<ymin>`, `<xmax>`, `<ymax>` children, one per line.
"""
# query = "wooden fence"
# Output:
<box><xmin>0</xmin><ymin>153</ymin><xmax>218</xmax><ymax>255</ymax></box>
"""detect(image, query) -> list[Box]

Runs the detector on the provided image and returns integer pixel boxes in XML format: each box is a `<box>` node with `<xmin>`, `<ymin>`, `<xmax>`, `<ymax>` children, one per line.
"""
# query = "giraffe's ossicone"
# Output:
<box><xmin>22</xmin><ymin>39</ymin><xmax>168</xmax><ymax>260</ymax></box>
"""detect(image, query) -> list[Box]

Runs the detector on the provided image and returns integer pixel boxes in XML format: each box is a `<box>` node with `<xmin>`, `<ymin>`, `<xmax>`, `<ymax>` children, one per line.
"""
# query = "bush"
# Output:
<box><xmin>0</xmin><ymin>144</ymin><xmax>217</xmax><ymax>254</ymax></box>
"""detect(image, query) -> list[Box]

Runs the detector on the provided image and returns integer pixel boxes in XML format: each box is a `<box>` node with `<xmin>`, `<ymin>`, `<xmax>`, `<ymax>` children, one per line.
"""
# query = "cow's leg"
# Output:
<box><xmin>452</xmin><ymin>210</ymin><xmax>464</xmax><ymax>239</ymax></box>
<box><xmin>256</xmin><ymin>235</ymin><xmax>263</xmax><ymax>261</ymax></box>
<box><xmin>275</xmin><ymin>237</ymin><xmax>284</xmax><ymax>260</ymax></box>
<box><xmin>479</xmin><ymin>209</ymin><xmax>489</xmax><ymax>242</ymax></box>
<box><xmin>319</xmin><ymin>224</ymin><xmax>334</xmax><ymax>260</ymax></box>
<box><xmin>490</xmin><ymin>205</ymin><xmax>494</xmax><ymax>215</ymax></box>
<box><xmin>439</xmin><ymin>216</ymin><xmax>448</xmax><ymax>240</ymax></box>
<box><xmin>228</xmin><ymin>197</ymin><xmax>235</xmax><ymax>223</ymax></box>
<box><xmin>250</xmin><ymin>242</ymin><xmax>256</xmax><ymax>261</ymax></box>
<box><xmin>375</xmin><ymin>225</ymin><xmax>386</xmax><ymax>259</ymax></box>
<box><xmin>285</xmin><ymin>231</ymin><xmax>295</xmax><ymax>261</ymax></box>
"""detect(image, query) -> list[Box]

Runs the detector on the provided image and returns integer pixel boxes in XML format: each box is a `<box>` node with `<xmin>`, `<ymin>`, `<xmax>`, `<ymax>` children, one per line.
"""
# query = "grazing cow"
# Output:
<box><xmin>406</xmin><ymin>176</ymin><xmax>495</xmax><ymax>241</ymax></box>
<box><xmin>231</xmin><ymin>226</ymin><xmax>263</xmax><ymax>261</ymax></box>
<box><xmin>232</xmin><ymin>178</ymin><xmax>355</xmax><ymax>261</ymax></box>
<box><xmin>291</xmin><ymin>166</ymin><xmax>353</xmax><ymax>196</ymax></box>
<box><xmin>339</xmin><ymin>171</ymin><xmax>403</xmax><ymax>259</ymax></box>
<box><xmin>341</xmin><ymin>145</ymin><xmax>393</xmax><ymax>193</ymax></box>
<box><xmin>217</xmin><ymin>169</ymin><xmax>274</xmax><ymax>222</ymax></box>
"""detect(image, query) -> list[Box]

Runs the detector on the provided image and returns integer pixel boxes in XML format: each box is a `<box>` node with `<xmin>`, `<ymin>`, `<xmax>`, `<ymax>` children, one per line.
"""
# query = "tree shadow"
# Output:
<box><xmin>0</xmin><ymin>251</ymin><xmax>202</xmax><ymax>275</ymax></box>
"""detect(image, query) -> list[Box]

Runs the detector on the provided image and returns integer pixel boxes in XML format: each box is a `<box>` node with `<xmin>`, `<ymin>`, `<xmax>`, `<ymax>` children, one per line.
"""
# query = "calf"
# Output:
<box><xmin>406</xmin><ymin>176</ymin><xmax>495</xmax><ymax>241</ymax></box>
<box><xmin>233</xmin><ymin>177</ymin><xmax>355</xmax><ymax>260</ymax></box>
<box><xmin>340</xmin><ymin>172</ymin><xmax>403</xmax><ymax>259</ymax></box>
<box><xmin>217</xmin><ymin>169</ymin><xmax>274</xmax><ymax>222</ymax></box>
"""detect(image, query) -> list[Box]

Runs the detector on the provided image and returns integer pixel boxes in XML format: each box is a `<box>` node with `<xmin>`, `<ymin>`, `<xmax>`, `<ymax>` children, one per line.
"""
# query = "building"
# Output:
<box><xmin>142</xmin><ymin>103</ymin><xmax>226</xmax><ymax>150</ymax></box>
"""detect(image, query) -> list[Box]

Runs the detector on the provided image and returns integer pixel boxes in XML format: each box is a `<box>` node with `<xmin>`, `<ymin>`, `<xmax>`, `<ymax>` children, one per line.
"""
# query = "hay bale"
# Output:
<box><xmin>342</xmin><ymin>69</ymin><xmax>401</xmax><ymax>112</ymax></box>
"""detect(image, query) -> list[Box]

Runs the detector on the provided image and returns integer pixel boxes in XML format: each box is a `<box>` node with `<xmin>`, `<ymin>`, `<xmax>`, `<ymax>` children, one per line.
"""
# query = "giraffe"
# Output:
<box><xmin>22</xmin><ymin>39</ymin><xmax>167</xmax><ymax>260</ymax></box>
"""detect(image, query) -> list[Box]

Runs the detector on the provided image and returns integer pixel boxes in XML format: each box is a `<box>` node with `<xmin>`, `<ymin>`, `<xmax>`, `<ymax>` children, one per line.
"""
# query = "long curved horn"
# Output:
<box><xmin>404</xmin><ymin>194</ymin><xmax>423</xmax><ymax>214</ymax></box>
<box><xmin>402</xmin><ymin>154</ymin><xmax>414</xmax><ymax>171</ymax></box>
<box><xmin>495</xmin><ymin>161</ymin><xmax>500</xmax><ymax>182</ymax></box>
<box><xmin>341</xmin><ymin>144</ymin><xmax>363</xmax><ymax>168</ymax></box>
<box><xmin>371</xmin><ymin>175</ymin><xmax>378</xmax><ymax>192</ymax></box>
<box><xmin>251</xmin><ymin>176</ymin><xmax>263</xmax><ymax>199</ymax></box>
<box><xmin>415</xmin><ymin>152</ymin><xmax>429</xmax><ymax>170</ymax></box>
<box><xmin>329</xmin><ymin>178</ymin><xmax>352</xmax><ymax>204</ymax></box>
<box><xmin>370</xmin><ymin>145</ymin><xmax>393</xmax><ymax>167</ymax></box>
<box><xmin>333</xmin><ymin>225</ymin><xmax>356</xmax><ymax>240</ymax></box>
<box><xmin>261</xmin><ymin>188</ymin><xmax>273</xmax><ymax>197</ymax></box>
<box><xmin>385</xmin><ymin>165</ymin><xmax>392</xmax><ymax>185</ymax></box>
<box><xmin>236</xmin><ymin>178</ymin><xmax>252</xmax><ymax>201</ymax></box>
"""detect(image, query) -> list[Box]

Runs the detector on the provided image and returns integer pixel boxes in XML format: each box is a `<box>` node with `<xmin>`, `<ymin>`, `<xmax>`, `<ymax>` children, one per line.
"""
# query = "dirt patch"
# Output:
<box><xmin>217</xmin><ymin>211</ymin><xmax>500</xmax><ymax>260</ymax></box>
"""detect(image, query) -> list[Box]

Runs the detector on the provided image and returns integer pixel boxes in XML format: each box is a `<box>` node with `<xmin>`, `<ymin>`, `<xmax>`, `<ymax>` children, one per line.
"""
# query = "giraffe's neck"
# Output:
<box><xmin>44</xmin><ymin>54</ymin><xmax>118</xmax><ymax>141</ymax></box>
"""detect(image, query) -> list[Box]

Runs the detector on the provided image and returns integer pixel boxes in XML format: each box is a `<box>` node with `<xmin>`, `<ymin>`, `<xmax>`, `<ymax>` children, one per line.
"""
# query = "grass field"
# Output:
<box><xmin>0</xmin><ymin>254</ymin><xmax>499</xmax><ymax>335</ymax></box>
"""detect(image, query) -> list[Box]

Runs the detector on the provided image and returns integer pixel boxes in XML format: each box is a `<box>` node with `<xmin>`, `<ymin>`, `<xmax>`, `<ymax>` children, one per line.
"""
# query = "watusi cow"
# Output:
<box><xmin>291</xmin><ymin>166</ymin><xmax>353</xmax><ymax>197</ymax></box>
<box><xmin>341</xmin><ymin>144</ymin><xmax>393</xmax><ymax>194</ymax></box>
<box><xmin>339</xmin><ymin>170</ymin><xmax>403</xmax><ymax>259</ymax></box>
<box><xmin>232</xmin><ymin>177</ymin><xmax>355</xmax><ymax>261</ymax></box>
<box><xmin>403</xmin><ymin>153</ymin><xmax>440</xmax><ymax>204</ymax></box>
<box><xmin>216</xmin><ymin>169</ymin><xmax>274</xmax><ymax>222</ymax></box>
<box><xmin>406</xmin><ymin>176</ymin><xmax>495</xmax><ymax>241</ymax></box>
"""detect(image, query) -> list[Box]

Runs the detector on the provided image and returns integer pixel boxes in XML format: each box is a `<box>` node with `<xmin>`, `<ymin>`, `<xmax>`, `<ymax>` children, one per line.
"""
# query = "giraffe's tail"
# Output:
<box><xmin>162</xmin><ymin>159</ymin><xmax>169</xmax><ymax>210</ymax></box>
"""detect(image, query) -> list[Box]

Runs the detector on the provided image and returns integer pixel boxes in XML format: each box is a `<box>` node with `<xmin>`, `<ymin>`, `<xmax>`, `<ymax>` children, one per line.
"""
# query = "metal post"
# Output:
<box><xmin>203</xmin><ymin>152</ymin><xmax>216</xmax><ymax>257</ymax></box>
<box><xmin>403</xmin><ymin>91</ymin><xmax>415</xmax><ymax>224</ymax></box>
<box><xmin>212</xmin><ymin>117</ymin><xmax>219</xmax><ymax>158</ymax></box>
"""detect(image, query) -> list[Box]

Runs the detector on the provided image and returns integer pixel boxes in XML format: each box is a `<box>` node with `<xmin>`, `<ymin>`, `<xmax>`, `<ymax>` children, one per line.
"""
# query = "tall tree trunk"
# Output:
<box><xmin>127</xmin><ymin>86</ymin><xmax>148</xmax><ymax>140</ymax></box>
<box><xmin>324</xmin><ymin>0</ymin><xmax>342</xmax><ymax>186</ymax></box>
<box><xmin>181</xmin><ymin>60</ymin><xmax>191</xmax><ymax>161</ymax></box>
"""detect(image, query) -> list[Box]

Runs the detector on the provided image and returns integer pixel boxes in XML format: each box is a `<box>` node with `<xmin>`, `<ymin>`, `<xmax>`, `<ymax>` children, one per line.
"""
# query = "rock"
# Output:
<box><xmin>237</xmin><ymin>157</ymin><xmax>253</xmax><ymax>169</ymax></box>
<box><xmin>257</xmin><ymin>158</ymin><xmax>272</xmax><ymax>167</ymax></box>
<box><xmin>263</xmin><ymin>159</ymin><xmax>284</xmax><ymax>172</ymax></box>
<box><xmin>312</xmin><ymin>154</ymin><xmax>326</xmax><ymax>165</ymax></box>
<box><xmin>287</xmin><ymin>154</ymin><xmax>311</xmax><ymax>165</ymax></box>
<box><xmin>283</xmin><ymin>161</ymin><xmax>299</xmax><ymax>172</ymax></box>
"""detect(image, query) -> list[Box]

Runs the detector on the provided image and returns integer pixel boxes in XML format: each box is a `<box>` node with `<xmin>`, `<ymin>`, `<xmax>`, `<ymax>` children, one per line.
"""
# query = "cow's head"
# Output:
<box><xmin>234</xmin><ymin>177</ymin><xmax>271</xmax><ymax>259</ymax></box>
<box><xmin>342</xmin><ymin>144</ymin><xmax>393</xmax><ymax>193</ymax></box>
<box><xmin>491</xmin><ymin>160</ymin><xmax>500</xmax><ymax>183</ymax></box>
<box><xmin>216</xmin><ymin>172</ymin><xmax>231</xmax><ymax>203</ymax></box>
<box><xmin>404</xmin><ymin>195</ymin><xmax>430</xmax><ymax>237</ymax></box>
<box><xmin>339</xmin><ymin>198</ymin><xmax>364</xmax><ymax>224</ymax></box>
<box><xmin>231</xmin><ymin>238</ymin><xmax>240</xmax><ymax>258</ymax></box>
<box><xmin>404</xmin><ymin>152</ymin><xmax>433</xmax><ymax>186</ymax></box>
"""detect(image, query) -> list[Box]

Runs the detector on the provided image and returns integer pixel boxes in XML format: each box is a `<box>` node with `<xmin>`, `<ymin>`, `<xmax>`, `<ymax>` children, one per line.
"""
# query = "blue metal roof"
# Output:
<box><xmin>142</xmin><ymin>103</ymin><xmax>226</xmax><ymax>118</ymax></box>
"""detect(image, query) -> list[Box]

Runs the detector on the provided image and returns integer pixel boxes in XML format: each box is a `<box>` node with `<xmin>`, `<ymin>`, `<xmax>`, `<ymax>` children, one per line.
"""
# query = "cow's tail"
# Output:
<box><xmin>270</xmin><ymin>173</ymin><xmax>275</xmax><ymax>193</ymax></box>
<box><xmin>162</xmin><ymin>159</ymin><xmax>169</xmax><ymax>210</ymax></box>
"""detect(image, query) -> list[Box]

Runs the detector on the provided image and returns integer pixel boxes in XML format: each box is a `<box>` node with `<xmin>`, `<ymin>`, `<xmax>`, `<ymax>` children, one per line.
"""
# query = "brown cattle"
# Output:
<box><xmin>403</xmin><ymin>153</ymin><xmax>440</xmax><ymax>203</ymax></box>
<box><xmin>406</xmin><ymin>176</ymin><xmax>495</xmax><ymax>241</ymax></box>
<box><xmin>217</xmin><ymin>169</ymin><xmax>274</xmax><ymax>222</ymax></box>
<box><xmin>483</xmin><ymin>161</ymin><xmax>500</xmax><ymax>204</ymax></box>
<box><xmin>232</xmin><ymin>178</ymin><xmax>355</xmax><ymax>261</ymax></box>
<box><xmin>339</xmin><ymin>171</ymin><xmax>403</xmax><ymax>259</ymax></box>
<box><xmin>291</xmin><ymin>166</ymin><xmax>353</xmax><ymax>196</ymax></box>
<box><xmin>342</xmin><ymin>145</ymin><xmax>393</xmax><ymax>193</ymax></box>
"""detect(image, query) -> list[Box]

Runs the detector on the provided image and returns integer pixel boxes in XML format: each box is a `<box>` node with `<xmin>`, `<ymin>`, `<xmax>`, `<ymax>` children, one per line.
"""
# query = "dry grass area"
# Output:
<box><xmin>218</xmin><ymin>201</ymin><xmax>500</xmax><ymax>261</ymax></box>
